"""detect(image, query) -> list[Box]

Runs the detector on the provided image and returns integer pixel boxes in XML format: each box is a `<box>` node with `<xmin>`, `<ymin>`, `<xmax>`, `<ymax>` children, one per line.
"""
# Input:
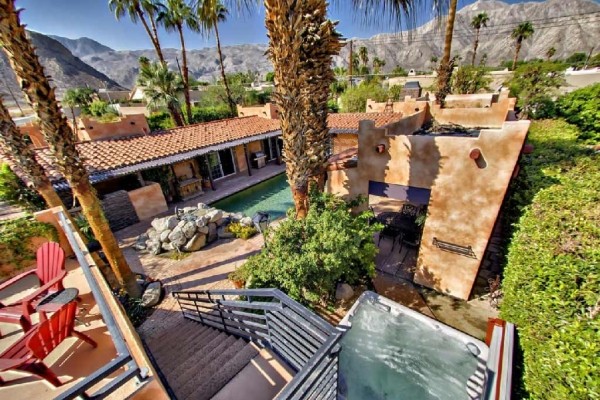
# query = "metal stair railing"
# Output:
<box><xmin>172</xmin><ymin>288</ymin><xmax>341</xmax><ymax>400</ymax></box>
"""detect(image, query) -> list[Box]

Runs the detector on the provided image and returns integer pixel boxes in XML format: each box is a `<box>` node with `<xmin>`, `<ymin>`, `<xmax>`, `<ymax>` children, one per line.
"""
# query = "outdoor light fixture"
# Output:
<box><xmin>376</xmin><ymin>144</ymin><xmax>386</xmax><ymax>153</ymax></box>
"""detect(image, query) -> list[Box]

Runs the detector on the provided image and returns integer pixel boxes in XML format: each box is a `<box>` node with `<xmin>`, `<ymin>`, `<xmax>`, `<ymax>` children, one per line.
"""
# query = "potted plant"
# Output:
<box><xmin>228</xmin><ymin>266</ymin><xmax>247</xmax><ymax>289</ymax></box>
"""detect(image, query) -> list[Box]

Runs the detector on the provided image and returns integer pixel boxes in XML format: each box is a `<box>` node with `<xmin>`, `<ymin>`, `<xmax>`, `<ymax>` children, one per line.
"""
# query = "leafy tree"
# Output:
<box><xmin>157</xmin><ymin>0</ymin><xmax>199</xmax><ymax>123</ymax></box>
<box><xmin>239</xmin><ymin>192</ymin><xmax>381</xmax><ymax>305</ymax></box>
<box><xmin>556</xmin><ymin>83</ymin><xmax>600</xmax><ymax>142</ymax></box>
<box><xmin>265</xmin><ymin>71</ymin><xmax>275</xmax><ymax>82</ymax></box>
<box><xmin>147</xmin><ymin>111</ymin><xmax>174</xmax><ymax>131</ymax></box>
<box><xmin>0</xmin><ymin>163</ymin><xmax>45</xmax><ymax>211</ymax></box>
<box><xmin>589</xmin><ymin>53</ymin><xmax>600</xmax><ymax>67</ymax></box>
<box><xmin>452</xmin><ymin>58</ymin><xmax>491</xmax><ymax>94</ymax></box>
<box><xmin>470</xmin><ymin>12</ymin><xmax>489</xmax><ymax>66</ymax></box>
<box><xmin>137</xmin><ymin>59</ymin><xmax>185</xmax><ymax>126</ymax></box>
<box><xmin>565</xmin><ymin>52</ymin><xmax>587</xmax><ymax>67</ymax></box>
<box><xmin>85</xmin><ymin>99</ymin><xmax>119</xmax><ymax>121</ymax></box>
<box><xmin>372</xmin><ymin>56</ymin><xmax>386</xmax><ymax>75</ymax></box>
<box><xmin>511</xmin><ymin>21</ymin><xmax>535</xmax><ymax>70</ymax></box>
<box><xmin>340</xmin><ymin>82</ymin><xmax>387</xmax><ymax>112</ymax></box>
<box><xmin>390</xmin><ymin>65</ymin><xmax>408</xmax><ymax>77</ymax></box>
<box><xmin>505</xmin><ymin>61</ymin><xmax>564</xmax><ymax>119</ymax></box>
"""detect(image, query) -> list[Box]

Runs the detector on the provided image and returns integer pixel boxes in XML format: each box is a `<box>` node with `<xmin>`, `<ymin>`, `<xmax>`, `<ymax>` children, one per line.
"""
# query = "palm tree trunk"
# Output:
<box><xmin>436</xmin><ymin>0</ymin><xmax>458</xmax><ymax>106</ymax></box>
<box><xmin>135</xmin><ymin>6</ymin><xmax>165</xmax><ymax>64</ymax></box>
<box><xmin>512</xmin><ymin>41</ymin><xmax>522</xmax><ymax>70</ymax></box>
<box><xmin>168</xmin><ymin>103</ymin><xmax>184</xmax><ymax>127</ymax></box>
<box><xmin>215</xmin><ymin>22</ymin><xmax>236</xmax><ymax>115</ymax></box>
<box><xmin>472</xmin><ymin>29</ymin><xmax>480</xmax><ymax>66</ymax></box>
<box><xmin>177</xmin><ymin>25</ymin><xmax>193</xmax><ymax>124</ymax></box>
<box><xmin>0</xmin><ymin>0</ymin><xmax>141</xmax><ymax>297</ymax></box>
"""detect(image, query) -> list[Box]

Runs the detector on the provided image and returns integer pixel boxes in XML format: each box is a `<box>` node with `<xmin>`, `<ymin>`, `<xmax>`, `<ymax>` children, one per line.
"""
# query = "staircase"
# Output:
<box><xmin>144</xmin><ymin>318</ymin><xmax>259</xmax><ymax>400</ymax></box>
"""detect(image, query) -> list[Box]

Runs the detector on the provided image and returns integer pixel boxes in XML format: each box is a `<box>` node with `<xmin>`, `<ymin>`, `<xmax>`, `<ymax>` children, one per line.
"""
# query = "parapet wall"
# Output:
<box><xmin>237</xmin><ymin>103</ymin><xmax>279</xmax><ymax>119</ymax></box>
<box><xmin>77</xmin><ymin>114</ymin><xmax>150</xmax><ymax>141</ymax></box>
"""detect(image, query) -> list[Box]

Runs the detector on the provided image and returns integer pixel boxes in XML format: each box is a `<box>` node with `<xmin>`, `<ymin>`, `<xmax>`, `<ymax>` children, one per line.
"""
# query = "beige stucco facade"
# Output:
<box><xmin>77</xmin><ymin>114</ymin><xmax>150</xmax><ymax>141</ymax></box>
<box><xmin>327</xmin><ymin>99</ymin><xmax>530</xmax><ymax>300</ymax></box>
<box><xmin>127</xmin><ymin>182</ymin><xmax>169</xmax><ymax>221</ymax></box>
<box><xmin>237</xmin><ymin>103</ymin><xmax>279</xmax><ymax>120</ymax></box>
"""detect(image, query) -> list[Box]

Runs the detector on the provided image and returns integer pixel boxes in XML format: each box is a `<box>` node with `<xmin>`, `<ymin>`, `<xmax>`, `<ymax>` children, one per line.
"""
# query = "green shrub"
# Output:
<box><xmin>500</xmin><ymin>120</ymin><xmax>599</xmax><ymax>400</ymax></box>
<box><xmin>147</xmin><ymin>111</ymin><xmax>175</xmax><ymax>131</ymax></box>
<box><xmin>85</xmin><ymin>99</ymin><xmax>119</xmax><ymax>121</ymax></box>
<box><xmin>227</xmin><ymin>222</ymin><xmax>257</xmax><ymax>240</ymax></box>
<box><xmin>191</xmin><ymin>105</ymin><xmax>235</xmax><ymax>123</ymax></box>
<box><xmin>0</xmin><ymin>163</ymin><xmax>45</xmax><ymax>212</ymax></box>
<box><xmin>340</xmin><ymin>83</ymin><xmax>388</xmax><ymax>113</ymax></box>
<box><xmin>556</xmin><ymin>83</ymin><xmax>600</xmax><ymax>142</ymax></box>
<box><xmin>238</xmin><ymin>191</ymin><xmax>381</xmax><ymax>305</ymax></box>
<box><xmin>451</xmin><ymin>64</ymin><xmax>491</xmax><ymax>94</ymax></box>
<box><xmin>0</xmin><ymin>217</ymin><xmax>58</xmax><ymax>274</ymax></box>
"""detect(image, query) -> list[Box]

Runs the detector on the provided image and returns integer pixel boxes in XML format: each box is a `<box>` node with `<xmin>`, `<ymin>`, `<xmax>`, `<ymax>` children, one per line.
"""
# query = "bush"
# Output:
<box><xmin>0</xmin><ymin>217</ymin><xmax>58</xmax><ymax>275</ymax></box>
<box><xmin>0</xmin><ymin>163</ymin><xmax>45</xmax><ymax>212</ymax></box>
<box><xmin>227</xmin><ymin>222</ymin><xmax>257</xmax><ymax>240</ymax></box>
<box><xmin>147</xmin><ymin>111</ymin><xmax>175</xmax><ymax>131</ymax></box>
<box><xmin>451</xmin><ymin>64</ymin><xmax>491</xmax><ymax>94</ymax></box>
<box><xmin>340</xmin><ymin>83</ymin><xmax>388</xmax><ymax>113</ymax></box>
<box><xmin>85</xmin><ymin>99</ymin><xmax>119</xmax><ymax>121</ymax></box>
<box><xmin>238</xmin><ymin>191</ymin><xmax>381</xmax><ymax>305</ymax></box>
<box><xmin>556</xmin><ymin>83</ymin><xmax>600</xmax><ymax>142</ymax></box>
<box><xmin>500</xmin><ymin>120</ymin><xmax>599</xmax><ymax>400</ymax></box>
<box><xmin>191</xmin><ymin>105</ymin><xmax>235</xmax><ymax>123</ymax></box>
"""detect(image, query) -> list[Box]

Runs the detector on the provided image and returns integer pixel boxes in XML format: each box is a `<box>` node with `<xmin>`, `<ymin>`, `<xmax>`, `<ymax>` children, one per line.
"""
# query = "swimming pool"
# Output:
<box><xmin>211</xmin><ymin>173</ymin><xmax>293</xmax><ymax>220</ymax></box>
<box><xmin>338</xmin><ymin>292</ymin><xmax>489</xmax><ymax>400</ymax></box>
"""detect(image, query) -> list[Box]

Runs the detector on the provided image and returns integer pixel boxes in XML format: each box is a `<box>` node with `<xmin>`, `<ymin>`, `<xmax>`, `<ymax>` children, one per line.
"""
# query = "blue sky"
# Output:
<box><xmin>18</xmin><ymin>0</ymin><xmax>544</xmax><ymax>51</ymax></box>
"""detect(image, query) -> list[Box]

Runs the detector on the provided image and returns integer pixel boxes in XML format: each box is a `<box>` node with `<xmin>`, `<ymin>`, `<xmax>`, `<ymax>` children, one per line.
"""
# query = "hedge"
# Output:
<box><xmin>500</xmin><ymin>120</ymin><xmax>599</xmax><ymax>399</ymax></box>
<box><xmin>556</xmin><ymin>83</ymin><xmax>600</xmax><ymax>143</ymax></box>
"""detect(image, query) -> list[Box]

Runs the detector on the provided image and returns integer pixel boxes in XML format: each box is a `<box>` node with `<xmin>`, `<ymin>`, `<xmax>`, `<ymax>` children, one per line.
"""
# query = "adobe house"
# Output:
<box><xmin>326</xmin><ymin>94</ymin><xmax>530</xmax><ymax>300</ymax></box>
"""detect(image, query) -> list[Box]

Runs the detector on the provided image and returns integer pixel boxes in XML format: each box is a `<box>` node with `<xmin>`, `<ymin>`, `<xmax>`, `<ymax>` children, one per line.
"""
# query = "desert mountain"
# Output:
<box><xmin>48</xmin><ymin>35</ymin><xmax>114</xmax><ymax>58</ymax></box>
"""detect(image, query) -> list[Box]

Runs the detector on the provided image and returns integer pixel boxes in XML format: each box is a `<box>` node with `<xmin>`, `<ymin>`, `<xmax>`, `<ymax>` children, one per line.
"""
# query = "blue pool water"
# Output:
<box><xmin>211</xmin><ymin>173</ymin><xmax>293</xmax><ymax>220</ymax></box>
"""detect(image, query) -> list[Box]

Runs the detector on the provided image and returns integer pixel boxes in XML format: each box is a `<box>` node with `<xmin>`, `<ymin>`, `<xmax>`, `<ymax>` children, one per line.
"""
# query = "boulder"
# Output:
<box><xmin>335</xmin><ymin>283</ymin><xmax>354</xmax><ymax>302</ymax></box>
<box><xmin>207</xmin><ymin>209</ymin><xmax>223</xmax><ymax>223</ymax></box>
<box><xmin>197</xmin><ymin>202</ymin><xmax>210</xmax><ymax>209</ymax></box>
<box><xmin>182</xmin><ymin>206</ymin><xmax>197</xmax><ymax>214</ymax></box>
<box><xmin>195</xmin><ymin>215</ymin><xmax>209</xmax><ymax>228</ymax></box>
<box><xmin>161</xmin><ymin>242</ymin><xmax>174</xmax><ymax>251</ymax></box>
<box><xmin>240</xmin><ymin>217</ymin><xmax>253</xmax><ymax>227</ymax></box>
<box><xmin>146</xmin><ymin>240</ymin><xmax>162</xmax><ymax>256</ymax></box>
<box><xmin>193</xmin><ymin>209</ymin><xmax>209</xmax><ymax>218</ymax></box>
<box><xmin>207</xmin><ymin>222</ymin><xmax>218</xmax><ymax>243</ymax></box>
<box><xmin>159</xmin><ymin>229</ymin><xmax>172</xmax><ymax>243</ymax></box>
<box><xmin>215</xmin><ymin>216</ymin><xmax>231</xmax><ymax>227</ymax></box>
<box><xmin>182</xmin><ymin>221</ymin><xmax>197</xmax><ymax>239</ymax></box>
<box><xmin>230</xmin><ymin>212</ymin><xmax>244</xmax><ymax>222</ymax></box>
<box><xmin>147</xmin><ymin>228</ymin><xmax>159</xmax><ymax>241</ymax></box>
<box><xmin>218</xmin><ymin>225</ymin><xmax>235</xmax><ymax>239</ymax></box>
<box><xmin>141</xmin><ymin>281</ymin><xmax>163</xmax><ymax>308</ymax></box>
<box><xmin>134</xmin><ymin>234</ymin><xmax>148</xmax><ymax>251</ymax></box>
<box><xmin>151</xmin><ymin>216</ymin><xmax>178</xmax><ymax>233</ymax></box>
<box><xmin>197</xmin><ymin>225</ymin><xmax>209</xmax><ymax>235</ymax></box>
<box><xmin>183</xmin><ymin>233</ymin><xmax>207</xmax><ymax>252</ymax></box>
<box><xmin>168</xmin><ymin>228</ymin><xmax>187</xmax><ymax>248</ymax></box>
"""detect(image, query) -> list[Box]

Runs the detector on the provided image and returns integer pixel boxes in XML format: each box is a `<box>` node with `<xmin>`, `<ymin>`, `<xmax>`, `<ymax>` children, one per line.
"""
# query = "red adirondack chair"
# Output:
<box><xmin>0</xmin><ymin>242</ymin><xmax>67</xmax><ymax>333</ymax></box>
<box><xmin>0</xmin><ymin>301</ymin><xmax>97</xmax><ymax>386</ymax></box>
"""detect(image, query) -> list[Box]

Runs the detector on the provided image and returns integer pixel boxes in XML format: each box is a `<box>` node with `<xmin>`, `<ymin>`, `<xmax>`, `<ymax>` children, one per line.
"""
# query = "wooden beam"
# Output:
<box><xmin>243</xmin><ymin>143</ymin><xmax>252</xmax><ymax>176</ymax></box>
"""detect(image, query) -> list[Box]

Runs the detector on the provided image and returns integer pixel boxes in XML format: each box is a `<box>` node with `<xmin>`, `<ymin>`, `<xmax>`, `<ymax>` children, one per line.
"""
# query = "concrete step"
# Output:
<box><xmin>169</xmin><ymin>334</ymin><xmax>239</xmax><ymax>399</ymax></box>
<box><xmin>151</xmin><ymin>321</ymin><xmax>207</xmax><ymax>361</ymax></box>
<box><xmin>187</xmin><ymin>340</ymin><xmax>259</xmax><ymax>400</ymax></box>
<box><xmin>160</xmin><ymin>327</ymin><xmax>221</xmax><ymax>379</ymax></box>
<box><xmin>212</xmin><ymin>346</ymin><xmax>294</xmax><ymax>400</ymax></box>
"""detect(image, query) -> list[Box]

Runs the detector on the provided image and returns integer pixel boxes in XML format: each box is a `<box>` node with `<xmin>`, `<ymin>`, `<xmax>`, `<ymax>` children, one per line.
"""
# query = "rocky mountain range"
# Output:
<box><xmin>1</xmin><ymin>0</ymin><xmax>598</xmax><ymax>101</ymax></box>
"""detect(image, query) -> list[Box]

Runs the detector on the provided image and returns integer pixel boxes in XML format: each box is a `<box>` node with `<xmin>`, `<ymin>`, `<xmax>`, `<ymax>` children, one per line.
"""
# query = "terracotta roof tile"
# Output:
<box><xmin>327</xmin><ymin>113</ymin><xmax>404</xmax><ymax>131</ymax></box>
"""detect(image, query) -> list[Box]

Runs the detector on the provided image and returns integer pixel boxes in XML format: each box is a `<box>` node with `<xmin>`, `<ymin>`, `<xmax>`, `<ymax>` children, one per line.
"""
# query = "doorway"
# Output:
<box><xmin>205</xmin><ymin>149</ymin><xmax>236</xmax><ymax>180</ymax></box>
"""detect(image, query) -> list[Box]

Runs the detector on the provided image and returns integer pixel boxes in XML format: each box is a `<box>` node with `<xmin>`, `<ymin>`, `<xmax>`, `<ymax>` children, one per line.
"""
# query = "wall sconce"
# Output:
<box><xmin>375</xmin><ymin>144</ymin><xmax>386</xmax><ymax>153</ymax></box>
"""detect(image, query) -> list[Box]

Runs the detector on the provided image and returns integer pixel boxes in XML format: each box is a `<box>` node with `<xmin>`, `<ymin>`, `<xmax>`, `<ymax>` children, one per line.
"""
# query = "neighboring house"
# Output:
<box><xmin>327</xmin><ymin>92</ymin><xmax>529</xmax><ymax>300</ymax></box>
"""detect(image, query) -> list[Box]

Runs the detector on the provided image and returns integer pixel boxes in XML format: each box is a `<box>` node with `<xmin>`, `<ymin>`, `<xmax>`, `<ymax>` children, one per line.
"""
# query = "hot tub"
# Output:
<box><xmin>338</xmin><ymin>291</ymin><xmax>491</xmax><ymax>400</ymax></box>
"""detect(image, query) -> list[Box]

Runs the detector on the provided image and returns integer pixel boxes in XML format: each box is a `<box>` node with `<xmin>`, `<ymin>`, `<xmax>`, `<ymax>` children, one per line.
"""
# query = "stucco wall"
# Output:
<box><xmin>366</xmin><ymin>98</ymin><xmax>428</xmax><ymax>115</ymax></box>
<box><xmin>127</xmin><ymin>182</ymin><xmax>168</xmax><ymax>221</ymax></box>
<box><xmin>173</xmin><ymin>160</ymin><xmax>198</xmax><ymax>181</ymax></box>
<box><xmin>332</xmin><ymin>133</ymin><xmax>358</xmax><ymax>154</ymax></box>
<box><xmin>327</xmin><ymin>118</ymin><xmax>530</xmax><ymax>299</ymax></box>
<box><xmin>445</xmin><ymin>93</ymin><xmax>495</xmax><ymax>108</ymax></box>
<box><xmin>234</xmin><ymin>145</ymin><xmax>248</xmax><ymax>172</ymax></box>
<box><xmin>34</xmin><ymin>209</ymin><xmax>74</xmax><ymax>256</ymax></box>
<box><xmin>237</xmin><ymin>103</ymin><xmax>279</xmax><ymax>119</ymax></box>
<box><xmin>248</xmin><ymin>140</ymin><xmax>263</xmax><ymax>153</ymax></box>
<box><xmin>118</xmin><ymin>105</ymin><xmax>150</xmax><ymax>117</ymax></box>
<box><xmin>77</xmin><ymin>114</ymin><xmax>150</xmax><ymax>141</ymax></box>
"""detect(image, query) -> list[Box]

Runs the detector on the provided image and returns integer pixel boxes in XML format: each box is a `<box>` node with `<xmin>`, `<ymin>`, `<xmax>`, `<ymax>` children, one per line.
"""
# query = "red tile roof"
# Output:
<box><xmin>32</xmin><ymin>113</ymin><xmax>403</xmax><ymax>187</ymax></box>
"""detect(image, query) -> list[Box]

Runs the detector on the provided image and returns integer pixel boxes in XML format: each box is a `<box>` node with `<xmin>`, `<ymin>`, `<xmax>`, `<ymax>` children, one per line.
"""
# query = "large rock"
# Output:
<box><xmin>207</xmin><ymin>222</ymin><xmax>217</xmax><ymax>243</ymax></box>
<box><xmin>183</xmin><ymin>233</ymin><xmax>207</xmax><ymax>252</ymax></box>
<box><xmin>206</xmin><ymin>209</ymin><xmax>223</xmax><ymax>223</ymax></box>
<box><xmin>161</xmin><ymin>242</ymin><xmax>174</xmax><ymax>251</ymax></box>
<box><xmin>134</xmin><ymin>234</ymin><xmax>148</xmax><ymax>251</ymax></box>
<box><xmin>197</xmin><ymin>202</ymin><xmax>210</xmax><ymax>209</ymax></box>
<box><xmin>195</xmin><ymin>215</ymin><xmax>209</xmax><ymax>228</ymax></box>
<box><xmin>240</xmin><ymin>217</ymin><xmax>253</xmax><ymax>227</ymax></box>
<box><xmin>141</xmin><ymin>281</ymin><xmax>162</xmax><ymax>308</ymax></box>
<box><xmin>182</xmin><ymin>206</ymin><xmax>197</xmax><ymax>214</ymax></box>
<box><xmin>335</xmin><ymin>283</ymin><xmax>354</xmax><ymax>302</ymax></box>
<box><xmin>168</xmin><ymin>228</ymin><xmax>187</xmax><ymax>248</ymax></box>
<box><xmin>230</xmin><ymin>212</ymin><xmax>244</xmax><ymax>222</ymax></box>
<box><xmin>146</xmin><ymin>240</ymin><xmax>162</xmax><ymax>256</ymax></box>
<box><xmin>147</xmin><ymin>228</ymin><xmax>159</xmax><ymax>241</ymax></box>
<box><xmin>182</xmin><ymin>221</ymin><xmax>197</xmax><ymax>239</ymax></box>
<box><xmin>217</xmin><ymin>225</ymin><xmax>235</xmax><ymax>239</ymax></box>
<box><xmin>159</xmin><ymin>229</ymin><xmax>171</xmax><ymax>243</ymax></box>
<box><xmin>151</xmin><ymin>216</ymin><xmax>178</xmax><ymax>233</ymax></box>
<box><xmin>215</xmin><ymin>216</ymin><xmax>231</xmax><ymax>227</ymax></box>
<box><xmin>197</xmin><ymin>225</ymin><xmax>209</xmax><ymax>235</ymax></box>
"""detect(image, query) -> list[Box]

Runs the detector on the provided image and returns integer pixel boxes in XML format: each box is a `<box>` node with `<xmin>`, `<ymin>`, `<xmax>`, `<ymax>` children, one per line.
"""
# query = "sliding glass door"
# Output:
<box><xmin>205</xmin><ymin>149</ymin><xmax>236</xmax><ymax>180</ymax></box>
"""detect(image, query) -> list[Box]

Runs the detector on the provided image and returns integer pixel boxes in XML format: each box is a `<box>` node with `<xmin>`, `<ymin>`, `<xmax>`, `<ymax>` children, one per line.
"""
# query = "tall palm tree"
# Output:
<box><xmin>265</xmin><ymin>0</ymin><xmax>342</xmax><ymax>218</ymax></box>
<box><xmin>434</xmin><ymin>0</ymin><xmax>458</xmax><ymax>106</ymax></box>
<box><xmin>137</xmin><ymin>59</ymin><xmax>185</xmax><ymax>126</ymax></box>
<box><xmin>546</xmin><ymin>46</ymin><xmax>556</xmax><ymax>61</ymax></box>
<box><xmin>358</xmin><ymin>46</ymin><xmax>369</xmax><ymax>69</ymax></box>
<box><xmin>109</xmin><ymin>0</ymin><xmax>165</xmax><ymax>63</ymax></box>
<box><xmin>373</xmin><ymin>57</ymin><xmax>386</xmax><ymax>75</ymax></box>
<box><xmin>470</xmin><ymin>12</ymin><xmax>489</xmax><ymax>66</ymax></box>
<box><xmin>0</xmin><ymin>0</ymin><xmax>141</xmax><ymax>298</ymax></box>
<box><xmin>158</xmin><ymin>0</ymin><xmax>199</xmax><ymax>124</ymax></box>
<box><xmin>0</xmin><ymin>97</ymin><xmax>64</xmax><ymax>209</ymax></box>
<box><xmin>511</xmin><ymin>21</ymin><xmax>535</xmax><ymax>70</ymax></box>
<box><xmin>61</xmin><ymin>87</ymin><xmax>95</xmax><ymax>135</ymax></box>
<box><xmin>196</xmin><ymin>0</ymin><xmax>236</xmax><ymax>115</ymax></box>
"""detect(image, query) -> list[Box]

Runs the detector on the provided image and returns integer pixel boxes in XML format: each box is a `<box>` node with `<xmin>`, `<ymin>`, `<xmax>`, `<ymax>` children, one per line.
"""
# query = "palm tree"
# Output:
<box><xmin>196</xmin><ymin>0</ymin><xmax>236</xmax><ymax>115</ymax></box>
<box><xmin>546</xmin><ymin>46</ymin><xmax>556</xmax><ymax>61</ymax></box>
<box><xmin>0</xmin><ymin>97</ymin><xmax>64</xmax><ymax>209</ymax></box>
<box><xmin>157</xmin><ymin>0</ymin><xmax>199</xmax><ymax>124</ymax></box>
<box><xmin>137</xmin><ymin>59</ymin><xmax>185</xmax><ymax>126</ymax></box>
<box><xmin>435</xmin><ymin>0</ymin><xmax>458</xmax><ymax>106</ymax></box>
<box><xmin>265</xmin><ymin>0</ymin><xmax>342</xmax><ymax>218</ymax></box>
<box><xmin>470</xmin><ymin>12</ymin><xmax>489</xmax><ymax>66</ymax></box>
<box><xmin>358</xmin><ymin>46</ymin><xmax>369</xmax><ymax>69</ymax></box>
<box><xmin>61</xmin><ymin>87</ymin><xmax>95</xmax><ymax>135</ymax></box>
<box><xmin>511</xmin><ymin>21</ymin><xmax>535</xmax><ymax>70</ymax></box>
<box><xmin>109</xmin><ymin>0</ymin><xmax>165</xmax><ymax>63</ymax></box>
<box><xmin>373</xmin><ymin>57</ymin><xmax>386</xmax><ymax>75</ymax></box>
<box><xmin>0</xmin><ymin>0</ymin><xmax>141</xmax><ymax>298</ymax></box>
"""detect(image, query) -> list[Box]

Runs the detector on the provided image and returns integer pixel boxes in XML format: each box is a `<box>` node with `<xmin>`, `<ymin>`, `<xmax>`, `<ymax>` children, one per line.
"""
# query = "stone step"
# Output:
<box><xmin>169</xmin><ymin>334</ymin><xmax>239</xmax><ymax>399</ymax></box>
<box><xmin>186</xmin><ymin>340</ymin><xmax>259</xmax><ymax>400</ymax></box>
<box><xmin>150</xmin><ymin>321</ymin><xmax>207</xmax><ymax>361</ymax></box>
<box><xmin>160</xmin><ymin>327</ymin><xmax>221</xmax><ymax>379</ymax></box>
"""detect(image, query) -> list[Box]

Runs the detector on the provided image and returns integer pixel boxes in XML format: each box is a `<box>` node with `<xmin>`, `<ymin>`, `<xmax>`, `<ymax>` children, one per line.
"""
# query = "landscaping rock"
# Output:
<box><xmin>151</xmin><ymin>216</ymin><xmax>178</xmax><ymax>233</ymax></box>
<box><xmin>161</xmin><ymin>242</ymin><xmax>174</xmax><ymax>251</ymax></box>
<box><xmin>215</xmin><ymin>216</ymin><xmax>231</xmax><ymax>227</ymax></box>
<box><xmin>335</xmin><ymin>283</ymin><xmax>354</xmax><ymax>301</ymax></box>
<box><xmin>159</xmin><ymin>229</ymin><xmax>172</xmax><ymax>243</ymax></box>
<box><xmin>240</xmin><ymin>217</ymin><xmax>253</xmax><ymax>227</ymax></box>
<box><xmin>217</xmin><ymin>225</ymin><xmax>235</xmax><ymax>239</ymax></box>
<box><xmin>183</xmin><ymin>233</ymin><xmax>207</xmax><ymax>252</ymax></box>
<box><xmin>197</xmin><ymin>225</ymin><xmax>209</xmax><ymax>235</ymax></box>
<box><xmin>207</xmin><ymin>222</ymin><xmax>218</xmax><ymax>243</ymax></box>
<box><xmin>141</xmin><ymin>281</ymin><xmax>162</xmax><ymax>308</ymax></box>
<box><xmin>182</xmin><ymin>206</ymin><xmax>197</xmax><ymax>214</ymax></box>
<box><xmin>230</xmin><ymin>212</ymin><xmax>244</xmax><ymax>222</ymax></box>
<box><xmin>207</xmin><ymin>209</ymin><xmax>223</xmax><ymax>223</ymax></box>
<box><xmin>182</xmin><ymin>221</ymin><xmax>197</xmax><ymax>239</ymax></box>
<box><xmin>147</xmin><ymin>228</ymin><xmax>159</xmax><ymax>240</ymax></box>
<box><xmin>134</xmin><ymin>234</ymin><xmax>148</xmax><ymax>251</ymax></box>
<box><xmin>193</xmin><ymin>208</ymin><xmax>209</xmax><ymax>218</ymax></box>
<box><xmin>195</xmin><ymin>215</ymin><xmax>209</xmax><ymax>228</ymax></box>
<box><xmin>168</xmin><ymin>228</ymin><xmax>187</xmax><ymax>248</ymax></box>
<box><xmin>146</xmin><ymin>240</ymin><xmax>162</xmax><ymax>256</ymax></box>
<box><xmin>197</xmin><ymin>202</ymin><xmax>210</xmax><ymax>209</ymax></box>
